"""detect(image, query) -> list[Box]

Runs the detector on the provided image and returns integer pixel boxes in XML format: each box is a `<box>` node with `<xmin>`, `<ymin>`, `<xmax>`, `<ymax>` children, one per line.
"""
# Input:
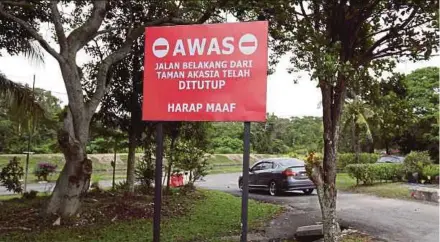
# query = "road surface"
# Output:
<box><xmin>196</xmin><ymin>173</ymin><xmax>440</xmax><ymax>242</ymax></box>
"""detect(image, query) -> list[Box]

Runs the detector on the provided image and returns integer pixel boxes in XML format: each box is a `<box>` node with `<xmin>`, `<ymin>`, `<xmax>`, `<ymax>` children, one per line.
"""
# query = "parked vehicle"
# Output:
<box><xmin>238</xmin><ymin>158</ymin><xmax>315</xmax><ymax>196</ymax></box>
<box><xmin>376</xmin><ymin>155</ymin><xmax>405</xmax><ymax>163</ymax></box>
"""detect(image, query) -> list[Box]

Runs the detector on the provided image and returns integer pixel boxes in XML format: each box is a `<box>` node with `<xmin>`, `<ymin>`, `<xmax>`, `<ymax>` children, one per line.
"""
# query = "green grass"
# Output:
<box><xmin>208</xmin><ymin>165</ymin><xmax>242</xmax><ymax>174</ymax></box>
<box><xmin>207</xmin><ymin>154</ymin><xmax>237</xmax><ymax>165</ymax></box>
<box><xmin>2</xmin><ymin>190</ymin><xmax>281</xmax><ymax>242</ymax></box>
<box><xmin>336</xmin><ymin>173</ymin><xmax>410</xmax><ymax>200</ymax></box>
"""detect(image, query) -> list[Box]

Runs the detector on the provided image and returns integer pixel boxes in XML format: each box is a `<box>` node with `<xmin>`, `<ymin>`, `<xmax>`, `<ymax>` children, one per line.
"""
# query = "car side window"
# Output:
<box><xmin>251</xmin><ymin>163</ymin><xmax>263</xmax><ymax>171</ymax></box>
<box><xmin>260</xmin><ymin>162</ymin><xmax>273</xmax><ymax>170</ymax></box>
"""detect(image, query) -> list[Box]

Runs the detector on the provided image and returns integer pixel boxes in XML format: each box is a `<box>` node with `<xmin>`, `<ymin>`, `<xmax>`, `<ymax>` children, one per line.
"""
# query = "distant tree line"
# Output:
<box><xmin>0</xmin><ymin>67</ymin><xmax>437</xmax><ymax>163</ymax></box>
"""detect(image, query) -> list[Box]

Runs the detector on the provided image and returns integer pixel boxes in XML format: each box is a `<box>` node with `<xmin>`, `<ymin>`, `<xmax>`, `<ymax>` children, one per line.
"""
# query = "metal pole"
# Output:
<box><xmin>153</xmin><ymin>122</ymin><xmax>164</xmax><ymax>242</ymax></box>
<box><xmin>24</xmin><ymin>74</ymin><xmax>36</xmax><ymax>193</ymax></box>
<box><xmin>240</xmin><ymin>121</ymin><xmax>251</xmax><ymax>242</ymax></box>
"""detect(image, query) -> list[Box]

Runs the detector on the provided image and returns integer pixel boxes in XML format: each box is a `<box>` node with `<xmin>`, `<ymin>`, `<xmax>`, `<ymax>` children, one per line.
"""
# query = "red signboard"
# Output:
<box><xmin>142</xmin><ymin>21</ymin><xmax>268</xmax><ymax>121</ymax></box>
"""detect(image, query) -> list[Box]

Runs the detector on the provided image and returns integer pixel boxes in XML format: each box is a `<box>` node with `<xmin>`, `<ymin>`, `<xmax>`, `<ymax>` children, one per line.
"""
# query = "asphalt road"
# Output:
<box><xmin>195</xmin><ymin>173</ymin><xmax>440</xmax><ymax>242</ymax></box>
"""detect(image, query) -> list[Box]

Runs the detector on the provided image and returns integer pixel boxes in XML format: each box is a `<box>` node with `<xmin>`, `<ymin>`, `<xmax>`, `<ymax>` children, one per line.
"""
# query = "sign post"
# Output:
<box><xmin>240</xmin><ymin>121</ymin><xmax>251</xmax><ymax>241</ymax></box>
<box><xmin>153</xmin><ymin>122</ymin><xmax>163</xmax><ymax>242</ymax></box>
<box><xmin>143</xmin><ymin>21</ymin><xmax>268</xmax><ymax>242</ymax></box>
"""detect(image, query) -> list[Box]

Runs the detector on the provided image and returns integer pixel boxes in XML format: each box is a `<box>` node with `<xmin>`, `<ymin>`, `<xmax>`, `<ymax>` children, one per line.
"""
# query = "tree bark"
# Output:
<box><xmin>126</xmin><ymin>44</ymin><xmax>142</xmax><ymax>193</ymax></box>
<box><xmin>46</xmin><ymin>109</ymin><xmax>92</xmax><ymax>217</ymax></box>
<box><xmin>354</xmin><ymin>123</ymin><xmax>361</xmax><ymax>163</ymax></box>
<box><xmin>166</xmin><ymin>136</ymin><xmax>176</xmax><ymax>191</ymax></box>
<box><xmin>309</xmin><ymin>78</ymin><xmax>345</xmax><ymax>242</ymax></box>
<box><xmin>126</xmin><ymin>130</ymin><xmax>137</xmax><ymax>193</ymax></box>
<box><xmin>385</xmin><ymin>140</ymin><xmax>390</xmax><ymax>155</ymax></box>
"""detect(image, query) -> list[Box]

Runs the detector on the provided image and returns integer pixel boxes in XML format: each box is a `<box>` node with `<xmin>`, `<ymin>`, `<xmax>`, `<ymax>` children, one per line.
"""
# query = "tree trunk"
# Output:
<box><xmin>126</xmin><ymin>129</ymin><xmax>137</xmax><ymax>193</ymax></box>
<box><xmin>385</xmin><ymin>141</ymin><xmax>390</xmax><ymax>155</ymax></box>
<box><xmin>320</xmin><ymin>131</ymin><xmax>340</xmax><ymax>242</ymax></box>
<box><xmin>46</xmin><ymin>109</ymin><xmax>92</xmax><ymax>217</ymax></box>
<box><xmin>126</xmin><ymin>47</ymin><xmax>141</xmax><ymax>193</ymax></box>
<box><xmin>354</xmin><ymin>124</ymin><xmax>361</xmax><ymax>163</ymax></box>
<box><xmin>166</xmin><ymin>137</ymin><xmax>176</xmax><ymax>191</ymax></box>
<box><xmin>308</xmin><ymin>79</ymin><xmax>346</xmax><ymax>242</ymax></box>
<box><xmin>316</xmin><ymin>184</ymin><xmax>340</xmax><ymax>241</ymax></box>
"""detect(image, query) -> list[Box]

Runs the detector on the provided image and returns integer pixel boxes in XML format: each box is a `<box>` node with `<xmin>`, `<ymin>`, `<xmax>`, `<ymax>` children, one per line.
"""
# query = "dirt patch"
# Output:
<box><xmin>0</xmin><ymin>187</ymin><xmax>202</xmax><ymax>235</ymax></box>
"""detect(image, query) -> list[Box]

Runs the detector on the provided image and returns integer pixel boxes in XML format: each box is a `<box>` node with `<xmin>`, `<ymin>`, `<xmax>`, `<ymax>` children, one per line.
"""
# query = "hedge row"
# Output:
<box><xmin>346</xmin><ymin>163</ymin><xmax>440</xmax><ymax>185</ymax></box>
<box><xmin>345</xmin><ymin>163</ymin><xmax>405</xmax><ymax>185</ymax></box>
<box><xmin>337</xmin><ymin>153</ymin><xmax>379</xmax><ymax>171</ymax></box>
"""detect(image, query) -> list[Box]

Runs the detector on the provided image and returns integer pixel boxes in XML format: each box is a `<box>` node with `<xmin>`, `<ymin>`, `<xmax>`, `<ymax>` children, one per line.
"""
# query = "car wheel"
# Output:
<box><xmin>302</xmin><ymin>189</ymin><xmax>314</xmax><ymax>195</ymax></box>
<box><xmin>238</xmin><ymin>179</ymin><xmax>243</xmax><ymax>191</ymax></box>
<box><xmin>269</xmin><ymin>181</ymin><xmax>279</xmax><ymax>196</ymax></box>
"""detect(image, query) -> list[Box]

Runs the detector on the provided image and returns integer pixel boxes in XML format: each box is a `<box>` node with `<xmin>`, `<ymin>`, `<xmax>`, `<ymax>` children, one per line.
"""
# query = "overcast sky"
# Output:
<box><xmin>0</xmin><ymin>36</ymin><xmax>438</xmax><ymax>118</ymax></box>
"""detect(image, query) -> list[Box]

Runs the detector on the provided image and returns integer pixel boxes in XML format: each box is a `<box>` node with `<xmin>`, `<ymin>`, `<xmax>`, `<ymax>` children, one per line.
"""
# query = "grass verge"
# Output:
<box><xmin>336</xmin><ymin>173</ymin><xmax>410</xmax><ymax>200</ymax></box>
<box><xmin>1</xmin><ymin>190</ymin><xmax>281</xmax><ymax>242</ymax></box>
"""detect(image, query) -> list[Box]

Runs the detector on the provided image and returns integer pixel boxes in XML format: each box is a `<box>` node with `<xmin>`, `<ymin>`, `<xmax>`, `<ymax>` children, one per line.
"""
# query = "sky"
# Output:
<box><xmin>0</xmin><ymin>33</ymin><xmax>438</xmax><ymax>118</ymax></box>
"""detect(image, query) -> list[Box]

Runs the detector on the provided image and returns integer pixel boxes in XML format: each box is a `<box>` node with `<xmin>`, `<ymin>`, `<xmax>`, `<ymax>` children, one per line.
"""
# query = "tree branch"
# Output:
<box><xmin>50</xmin><ymin>1</ymin><xmax>67</xmax><ymax>54</ymax></box>
<box><xmin>363</xmin><ymin>7</ymin><xmax>419</xmax><ymax>59</ymax></box>
<box><xmin>92</xmin><ymin>27</ymin><xmax>129</xmax><ymax>39</ymax></box>
<box><xmin>0</xmin><ymin>3</ymin><xmax>64</xmax><ymax>63</ymax></box>
<box><xmin>66</xmin><ymin>0</ymin><xmax>108</xmax><ymax>53</ymax></box>
<box><xmin>371</xmin><ymin>47</ymin><xmax>416</xmax><ymax>60</ymax></box>
<box><xmin>196</xmin><ymin>0</ymin><xmax>229</xmax><ymax>24</ymax></box>
<box><xmin>299</xmin><ymin>0</ymin><xmax>313</xmax><ymax>28</ymax></box>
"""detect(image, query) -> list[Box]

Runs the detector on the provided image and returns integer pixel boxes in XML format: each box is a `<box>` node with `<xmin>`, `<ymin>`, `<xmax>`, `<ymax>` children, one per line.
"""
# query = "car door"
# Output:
<box><xmin>256</xmin><ymin>162</ymin><xmax>275</xmax><ymax>187</ymax></box>
<box><xmin>249</xmin><ymin>162</ymin><xmax>263</xmax><ymax>187</ymax></box>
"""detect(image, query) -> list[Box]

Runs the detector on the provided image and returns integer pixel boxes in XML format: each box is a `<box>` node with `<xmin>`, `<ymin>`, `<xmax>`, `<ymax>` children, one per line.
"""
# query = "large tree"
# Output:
<box><xmin>232</xmin><ymin>0</ymin><xmax>438</xmax><ymax>240</ymax></box>
<box><xmin>398</xmin><ymin>67</ymin><xmax>439</xmax><ymax>160</ymax></box>
<box><xmin>0</xmin><ymin>0</ymin><xmax>226</xmax><ymax>217</ymax></box>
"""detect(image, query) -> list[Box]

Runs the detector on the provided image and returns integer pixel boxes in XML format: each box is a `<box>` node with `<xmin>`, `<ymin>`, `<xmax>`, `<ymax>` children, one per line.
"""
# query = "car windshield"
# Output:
<box><xmin>275</xmin><ymin>158</ymin><xmax>304</xmax><ymax>167</ymax></box>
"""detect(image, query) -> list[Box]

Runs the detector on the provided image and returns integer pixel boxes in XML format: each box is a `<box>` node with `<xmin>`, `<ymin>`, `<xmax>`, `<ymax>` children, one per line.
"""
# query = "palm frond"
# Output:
<box><xmin>22</xmin><ymin>41</ymin><xmax>45</xmax><ymax>67</ymax></box>
<box><xmin>0</xmin><ymin>72</ymin><xmax>45</xmax><ymax>119</ymax></box>
<box><xmin>356</xmin><ymin>114</ymin><xmax>373</xmax><ymax>142</ymax></box>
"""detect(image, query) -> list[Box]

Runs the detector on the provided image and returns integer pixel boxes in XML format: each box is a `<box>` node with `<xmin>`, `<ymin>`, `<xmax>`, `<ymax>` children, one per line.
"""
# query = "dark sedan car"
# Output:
<box><xmin>238</xmin><ymin>158</ymin><xmax>315</xmax><ymax>196</ymax></box>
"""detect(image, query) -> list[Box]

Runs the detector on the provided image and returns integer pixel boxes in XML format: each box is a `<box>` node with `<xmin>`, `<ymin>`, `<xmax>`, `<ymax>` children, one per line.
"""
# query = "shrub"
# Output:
<box><xmin>403</xmin><ymin>151</ymin><xmax>432</xmax><ymax>175</ymax></box>
<box><xmin>0</xmin><ymin>157</ymin><xmax>24</xmax><ymax>193</ymax></box>
<box><xmin>22</xmin><ymin>190</ymin><xmax>38</xmax><ymax>199</ymax></box>
<box><xmin>136</xmin><ymin>155</ymin><xmax>155</xmax><ymax>188</ymax></box>
<box><xmin>34</xmin><ymin>162</ymin><xmax>57</xmax><ymax>181</ymax></box>
<box><xmin>346</xmin><ymin>163</ymin><xmax>405</xmax><ymax>185</ymax></box>
<box><xmin>337</xmin><ymin>153</ymin><xmax>379</xmax><ymax>171</ymax></box>
<box><xmin>422</xmin><ymin>165</ymin><xmax>439</xmax><ymax>180</ymax></box>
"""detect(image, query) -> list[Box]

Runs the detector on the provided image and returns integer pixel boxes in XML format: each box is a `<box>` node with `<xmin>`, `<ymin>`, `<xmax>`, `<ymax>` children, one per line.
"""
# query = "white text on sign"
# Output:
<box><xmin>152</xmin><ymin>34</ymin><xmax>258</xmax><ymax>58</ymax></box>
<box><xmin>155</xmin><ymin>60</ymin><xmax>253</xmax><ymax>70</ymax></box>
<box><xmin>168</xmin><ymin>103</ymin><xmax>237</xmax><ymax>113</ymax></box>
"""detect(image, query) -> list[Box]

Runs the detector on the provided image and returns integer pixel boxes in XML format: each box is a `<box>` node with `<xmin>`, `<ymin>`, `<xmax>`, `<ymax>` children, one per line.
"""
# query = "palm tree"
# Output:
<box><xmin>341</xmin><ymin>95</ymin><xmax>374</xmax><ymax>163</ymax></box>
<box><xmin>0</xmin><ymin>40</ymin><xmax>45</xmax><ymax>114</ymax></box>
<box><xmin>0</xmin><ymin>72</ymin><xmax>43</xmax><ymax>116</ymax></box>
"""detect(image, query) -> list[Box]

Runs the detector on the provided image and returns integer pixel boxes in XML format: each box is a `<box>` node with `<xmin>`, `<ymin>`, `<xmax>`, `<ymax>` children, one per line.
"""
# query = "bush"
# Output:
<box><xmin>346</xmin><ymin>163</ymin><xmax>405</xmax><ymax>185</ymax></box>
<box><xmin>34</xmin><ymin>162</ymin><xmax>57</xmax><ymax>181</ymax></box>
<box><xmin>403</xmin><ymin>151</ymin><xmax>432</xmax><ymax>176</ymax></box>
<box><xmin>135</xmin><ymin>155</ymin><xmax>155</xmax><ymax>188</ymax></box>
<box><xmin>22</xmin><ymin>190</ymin><xmax>38</xmax><ymax>199</ymax></box>
<box><xmin>422</xmin><ymin>165</ymin><xmax>439</xmax><ymax>180</ymax></box>
<box><xmin>338</xmin><ymin>153</ymin><xmax>379</xmax><ymax>171</ymax></box>
<box><xmin>0</xmin><ymin>157</ymin><xmax>24</xmax><ymax>193</ymax></box>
